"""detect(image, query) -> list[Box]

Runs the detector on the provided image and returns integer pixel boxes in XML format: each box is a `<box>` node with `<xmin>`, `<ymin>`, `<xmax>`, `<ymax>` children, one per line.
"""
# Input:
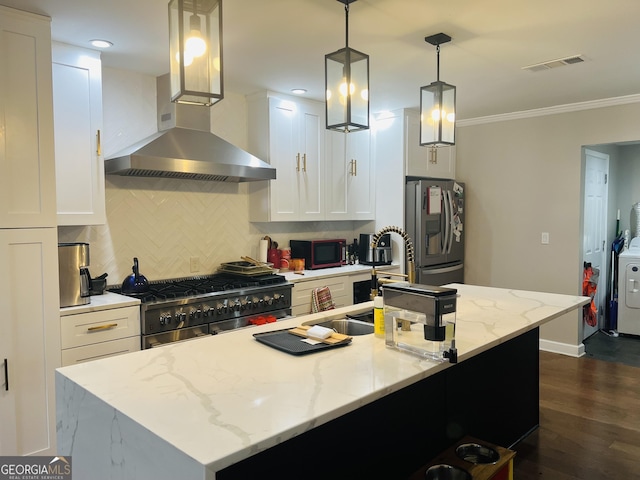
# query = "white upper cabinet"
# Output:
<box><xmin>0</xmin><ymin>6</ymin><xmax>56</xmax><ymax>228</ymax></box>
<box><xmin>52</xmin><ymin>42</ymin><xmax>106</xmax><ymax>225</ymax></box>
<box><xmin>248</xmin><ymin>93</ymin><xmax>324</xmax><ymax>221</ymax></box>
<box><xmin>404</xmin><ymin>109</ymin><xmax>456</xmax><ymax>179</ymax></box>
<box><xmin>325</xmin><ymin>129</ymin><xmax>374</xmax><ymax>220</ymax></box>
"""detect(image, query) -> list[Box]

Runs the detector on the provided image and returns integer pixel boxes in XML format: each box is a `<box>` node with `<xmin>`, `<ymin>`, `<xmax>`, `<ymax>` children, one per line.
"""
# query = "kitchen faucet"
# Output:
<box><xmin>370</xmin><ymin>226</ymin><xmax>416</xmax><ymax>299</ymax></box>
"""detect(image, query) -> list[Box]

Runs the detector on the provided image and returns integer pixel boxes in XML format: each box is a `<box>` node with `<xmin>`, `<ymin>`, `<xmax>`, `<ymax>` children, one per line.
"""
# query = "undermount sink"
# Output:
<box><xmin>311</xmin><ymin>318</ymin><xmax>374</xmax><ymax>336</ymax></box>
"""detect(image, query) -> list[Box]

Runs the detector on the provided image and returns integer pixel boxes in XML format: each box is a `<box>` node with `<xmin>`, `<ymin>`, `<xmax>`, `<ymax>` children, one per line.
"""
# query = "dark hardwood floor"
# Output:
<box><xmin>513</xmin><ymin>351</ymin><xmax>640</xmax><ymax>479</ymax></box>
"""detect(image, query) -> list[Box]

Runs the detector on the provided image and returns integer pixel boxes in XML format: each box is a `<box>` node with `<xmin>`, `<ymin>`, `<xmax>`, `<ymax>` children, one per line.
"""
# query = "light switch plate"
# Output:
<box><xmin>541</xmin><ymin>232</ymin><xmax>550</xmax><ymax>244</ymax></box>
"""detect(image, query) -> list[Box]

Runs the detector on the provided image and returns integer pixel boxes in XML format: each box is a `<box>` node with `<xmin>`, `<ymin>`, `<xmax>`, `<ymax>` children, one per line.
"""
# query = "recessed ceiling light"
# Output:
<box><xmin>90</xmin><ymin>39</ymin><xmax>113</xmax><ymax>49</ymax></box>
<box><xmin>291</xmin><ymin>88</ymin><xmax>307</xmax><ymax>95</ymax></box>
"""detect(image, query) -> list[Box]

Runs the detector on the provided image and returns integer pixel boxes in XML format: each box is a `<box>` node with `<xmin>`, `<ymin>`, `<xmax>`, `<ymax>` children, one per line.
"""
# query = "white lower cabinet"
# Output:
<box><xmin>289</xmin><ymin>269</ymin><xmax>399</xmax><ymax>316</ymax></box>
<box><xmin>0</xmin><ymin>228</ymin><xmax>60</xmax><ymax>456</ymax></box>
<box><xmin>60</xmin><ymin>306</ymin><xmax>140</xmax><ymax>366</ymax></box>
<box><xmin>291</xmin><ymin>276</ymin><xmax>352</xmax><ymax>316</ymax></box>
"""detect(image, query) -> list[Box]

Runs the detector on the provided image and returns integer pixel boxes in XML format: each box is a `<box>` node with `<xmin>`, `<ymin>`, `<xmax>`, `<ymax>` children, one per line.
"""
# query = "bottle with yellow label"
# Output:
<box><xmin>374</xmin><ymin>295</ymin><xmax>385</xmax><ymax>337</ymax></box>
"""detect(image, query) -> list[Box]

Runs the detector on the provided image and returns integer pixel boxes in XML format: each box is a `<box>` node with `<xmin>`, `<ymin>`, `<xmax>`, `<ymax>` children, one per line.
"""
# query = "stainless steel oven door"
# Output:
<box><xmin>143</xmin><ymin>325</ymin><xmax>210</xmax><ymax>349</ymax></box>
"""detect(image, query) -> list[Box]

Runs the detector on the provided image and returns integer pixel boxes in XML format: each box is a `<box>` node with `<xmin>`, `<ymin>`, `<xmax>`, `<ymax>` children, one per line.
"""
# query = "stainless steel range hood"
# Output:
<box><xmin>104</xmin><ymin>75</ymin><xmax>275</xmax><ymax>182</ymax></box>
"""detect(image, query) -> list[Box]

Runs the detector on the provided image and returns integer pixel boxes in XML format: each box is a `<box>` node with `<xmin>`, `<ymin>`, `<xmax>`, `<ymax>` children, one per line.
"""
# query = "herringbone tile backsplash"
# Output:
<box><xmin>58</xmin><ymin>178</ymin><xmax>365</xmax><ymax>285</ymax></box>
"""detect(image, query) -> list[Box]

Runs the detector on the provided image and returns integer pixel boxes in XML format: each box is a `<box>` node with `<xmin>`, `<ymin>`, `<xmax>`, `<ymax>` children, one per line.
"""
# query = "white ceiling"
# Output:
<box><xmin>3</xmin><ymin>0</ymin><xmax>640</xmax><ymax>120</ymax></box>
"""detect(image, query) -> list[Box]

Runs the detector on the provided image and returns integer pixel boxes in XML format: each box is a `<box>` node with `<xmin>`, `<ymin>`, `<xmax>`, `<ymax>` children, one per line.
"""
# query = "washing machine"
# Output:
<box><xmin>618</xmin><ymin>237</ymin><xmax>640</xmax><ymax>335</ymax></box>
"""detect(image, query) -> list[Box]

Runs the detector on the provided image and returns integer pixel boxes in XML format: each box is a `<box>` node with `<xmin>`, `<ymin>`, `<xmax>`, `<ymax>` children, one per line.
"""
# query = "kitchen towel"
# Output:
<box><xmin>311</xmin><ymin>286</ymin><xmax>335</xmax><ymax>313</ymax></box>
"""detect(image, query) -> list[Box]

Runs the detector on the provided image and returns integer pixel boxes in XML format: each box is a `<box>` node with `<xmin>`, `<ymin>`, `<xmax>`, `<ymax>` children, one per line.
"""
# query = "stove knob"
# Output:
<box><xmin>175</xmin><ymin>312</ymin><xmax>186</xmax><ymax>322</ymax></box>
<box><xmin>202</xmin><ymin>306</ymin><xmax>211</xmax><ymax>317</ymax></box>
<box><xmin>159</xmin><ymin>314</ymin><xmax>172</xmax><ymax>325</ymax></box>
<box><xmin>252</xmin><ymin>297</ymin><xmax>260</xmax><ymax>309</ymax></box>
<box><xmin>216</xmin><ymin>301</ymin><xmax>227</xmax><ymax>314</ymax></box>
<box><xmin>263</xmin><ymin>295</ymin><xmax>273</xmax><ymax>306</ymax></box>
<box><xmin>232</xmin><ymin>300</ymin><xmax>241</xmax><ymax>312</ymax></box>
<box><xmin>190</xmin><ymin>309</ymin><xmax>202</xmax><ymax>320</ymax></box>
<box><xmin>274</xmin><ymin>293</ymin><xmax>283</xmax><ymax>304</ymax></box>
<box><xmin>240</xmin><ymin>298</ymin><xmax>249</xmax><ymax>311</ymax></box>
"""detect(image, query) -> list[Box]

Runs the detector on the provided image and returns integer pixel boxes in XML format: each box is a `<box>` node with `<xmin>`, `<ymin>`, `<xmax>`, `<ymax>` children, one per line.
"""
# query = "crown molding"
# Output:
<box><xmin>458</xmin><ymin>94</ymin><xmax>640</xmax><ymax>127</ymax></box>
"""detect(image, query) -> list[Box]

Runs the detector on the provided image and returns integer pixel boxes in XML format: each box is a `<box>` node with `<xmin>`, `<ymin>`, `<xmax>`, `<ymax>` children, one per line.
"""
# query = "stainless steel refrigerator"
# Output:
<box><xmin>406</xmin><ymin>178</ymin><xmax>465</xmax><ymax>285</ymax></box>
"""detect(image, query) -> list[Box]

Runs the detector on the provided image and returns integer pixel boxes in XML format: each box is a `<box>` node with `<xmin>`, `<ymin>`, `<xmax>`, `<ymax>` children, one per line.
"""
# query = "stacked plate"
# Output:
<box><xmin>217</xmin><ymin>260</ymin><xmax>275</xmax><ymax>276</ymax></box>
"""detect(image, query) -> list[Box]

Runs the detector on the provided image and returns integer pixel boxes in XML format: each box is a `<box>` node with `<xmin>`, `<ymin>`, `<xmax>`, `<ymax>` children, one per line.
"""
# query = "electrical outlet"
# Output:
<box><xmin>541</xmin><ymin>232</ymin><xmax>550</xmax><ymax>245</ymax></box>
<box><xmin>190</xmin><ymin>256</ymin><xmax>200</xmax><ymax>272</ymax></box>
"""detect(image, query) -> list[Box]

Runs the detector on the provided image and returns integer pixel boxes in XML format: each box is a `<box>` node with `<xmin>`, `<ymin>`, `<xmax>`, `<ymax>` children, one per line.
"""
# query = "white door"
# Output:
<box><xmin>582</xmin><ymin>149</ymin><xmax>609</xmax><ymax>340</ymax></box>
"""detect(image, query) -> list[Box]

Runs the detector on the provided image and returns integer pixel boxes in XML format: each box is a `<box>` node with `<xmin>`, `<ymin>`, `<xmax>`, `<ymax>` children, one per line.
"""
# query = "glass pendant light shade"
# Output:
<box><xmin>420</xmin><ymin>33</ymin><xmax>456</xmax><ymax>146</ymax></box>
<box><xmin>169</xmin><ymin>0</ymin><xmax>223</xmax><ymax>106</ymax></box>
<box><xmin>325</xmin><ymin>0</ymin><xmax>369</xmax><ymax>132</ymax></box>
<box><xmin>420</xmin><ymin>80</ymin><xmax>456</xmax><ymax>146</ymax></box>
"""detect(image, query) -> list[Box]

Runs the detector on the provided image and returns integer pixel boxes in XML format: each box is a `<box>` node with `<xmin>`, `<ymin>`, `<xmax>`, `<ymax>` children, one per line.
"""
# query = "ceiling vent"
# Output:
<box><xmin>522</xmin><ymin>55</ymin><xmax>585</xmax><ymax>72</ymax></box>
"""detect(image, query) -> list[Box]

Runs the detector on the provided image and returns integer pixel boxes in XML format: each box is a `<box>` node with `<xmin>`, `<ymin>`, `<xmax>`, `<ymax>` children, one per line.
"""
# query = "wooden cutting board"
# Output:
<box><xmin>289</xmin><ymin>325</ymin><xmax>351</xmax><ymax>345</ymax></box>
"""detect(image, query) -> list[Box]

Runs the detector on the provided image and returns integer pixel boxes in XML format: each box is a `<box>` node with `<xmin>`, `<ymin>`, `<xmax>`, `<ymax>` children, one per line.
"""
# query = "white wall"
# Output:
<box><xmin>616</xmin><ymin>144</ymin><xmax>640</xmax><ymax>235</ymax></box>
<box><xmin>456</xmin><ymin>101</ymin><xmax>640</xmax><ymax>349</ymax></box>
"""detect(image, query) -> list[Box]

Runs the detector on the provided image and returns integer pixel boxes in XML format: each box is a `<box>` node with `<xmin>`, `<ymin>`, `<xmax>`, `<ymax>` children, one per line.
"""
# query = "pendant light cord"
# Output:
<box><xmin>436</xmin><ymin>44</ymin><xmax>440</xmax><ymax>82</ymax></box>
<box><xmin>344</xmin><ymin>3</ymin><xmax>350</xmax><ymax>48</ymax></box>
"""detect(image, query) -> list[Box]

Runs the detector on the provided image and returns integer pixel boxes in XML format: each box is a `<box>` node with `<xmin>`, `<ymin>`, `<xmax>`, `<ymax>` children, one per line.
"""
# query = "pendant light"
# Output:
<box><xmin>420</xmin><ymin>33</ymin><xmax>456</xmax><ymax>146</ymax></box>
<box><xmin>169</xmin><ymin>0</ymin><xmax>223</xmax><ymax>106</ymax></box>
<box><xmin>325</xmin><ymin>0</ymin><xmax>369</xmax><ymax>132</ymax></box>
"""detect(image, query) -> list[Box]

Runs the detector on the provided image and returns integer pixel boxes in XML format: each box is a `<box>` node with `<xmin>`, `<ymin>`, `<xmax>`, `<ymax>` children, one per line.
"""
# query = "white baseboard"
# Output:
<box><xmin>539</xmin><ymin>339</ymin><xmax>585</xmax><ymax>357</ymax></box>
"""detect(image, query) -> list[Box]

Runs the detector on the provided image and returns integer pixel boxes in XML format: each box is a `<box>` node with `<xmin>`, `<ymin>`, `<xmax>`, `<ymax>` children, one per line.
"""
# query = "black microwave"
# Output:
<box><xmin>289</xmin><ymin>239</ymin><xmax>346</xmax><ymax>270</ymax></box>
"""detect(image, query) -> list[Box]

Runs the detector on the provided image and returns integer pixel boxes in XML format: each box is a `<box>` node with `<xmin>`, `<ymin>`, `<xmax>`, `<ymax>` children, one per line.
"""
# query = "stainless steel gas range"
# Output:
<box><xmin>110</xmin><ymin>273</ymin><xmax>292</xmax><ymax>349</ymax></box>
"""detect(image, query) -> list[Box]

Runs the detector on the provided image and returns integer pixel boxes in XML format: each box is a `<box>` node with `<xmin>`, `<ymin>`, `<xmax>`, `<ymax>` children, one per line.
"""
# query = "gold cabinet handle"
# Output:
<box><xmin>429</xmin><ymin>147</ymin><xmax>438</xmax><ymax>164</ymax></box>
<box><xmin>351</xmin><ymin>159</ymin><xmax>357</xmax><ymax>176</ymax></box>
<box><xmin>96</xmin><ymin>130</ymin><xmax>102</xmax><ymax>156</ymax></box>
<box><xmin>302</xmin><ymin>153</ymin><xmax>307</xmax><ymax>172</ymax></box>
<box><xmin>87</xmin><ymin>323</ymin><xmax>118</xmax><ymax>332</ymax></box>
<box><xmin>296</xmin><ymin>153</ymin><xmax>300</xmax><ymax>172</ymax></box>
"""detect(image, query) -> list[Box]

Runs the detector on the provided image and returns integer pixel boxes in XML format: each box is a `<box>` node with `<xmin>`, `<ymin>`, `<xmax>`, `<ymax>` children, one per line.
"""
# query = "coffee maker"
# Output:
<box><xmin>359</xmin><ymin>233</ymin><xmax>392</xmax><ymax>265</ymax></box>
<box><xmin>58</xmin><ymin>242</ymin><xmax>91</xmax><ymax>307</ymax></box>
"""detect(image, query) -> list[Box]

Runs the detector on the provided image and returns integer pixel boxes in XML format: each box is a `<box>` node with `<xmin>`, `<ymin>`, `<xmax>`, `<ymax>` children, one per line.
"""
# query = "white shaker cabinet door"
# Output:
<box><xmin>0</xmin><ymin>6</ymin><xmax>56</xmax><ymax>228</ymax></box>
<box><xmin>248</xmin><ymin>92</ymin><xmax>324</xmax><ymax>221</ymax></box>
<box><xmin>325</xmin><ymin>129</ymin><xmax>374</xmax><ymax>220</ymax></box>
<box><xmin>53</xmin><ymin>42</ymin><xmax>106</xmax><ymax>225</ymax></box>
<box><xmin>346</xmin><ymin>129</ymin><xmax>374</xmax><ymax>220</ymax></box>
<box><xmin>297</xmin><ymin>102</ymin><xmax>324</xmax><ymax>219</ymax></box>
<box><xmin>0</xmin><ymin>227</ymin><xmax>60</xmax><ymax>456</ymax></box>
<box><xmin>404</xmin><ymin>109</ymin><xmax>456</xmax><ymax>179</ymax></box>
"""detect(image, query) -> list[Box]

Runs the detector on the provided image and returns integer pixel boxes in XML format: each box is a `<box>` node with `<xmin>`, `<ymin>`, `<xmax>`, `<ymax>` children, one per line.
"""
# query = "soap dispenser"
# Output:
<box><xmin>374</xmin><ymin>295</ymin><xmax>384</xmax><ymax>337</ymax></box>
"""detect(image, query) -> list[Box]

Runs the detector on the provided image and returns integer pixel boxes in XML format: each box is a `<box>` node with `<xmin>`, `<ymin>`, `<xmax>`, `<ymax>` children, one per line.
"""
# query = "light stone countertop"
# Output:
<box><xmin>280</xmin><ymin>263</ymin><xmax>398</xmax><ymax>282</ymax></box>
<box><xmin>59</xmin><ymin>291</ymin><xmax>140</xmax><ymax>316</ymax></box>
<box><xmin>55</xmin><ymin>283</ymin><xmax>589</xmax><ymax>479</ymax></box>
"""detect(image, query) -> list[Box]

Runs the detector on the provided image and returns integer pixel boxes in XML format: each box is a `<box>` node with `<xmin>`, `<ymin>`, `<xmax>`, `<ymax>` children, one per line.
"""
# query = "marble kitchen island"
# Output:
<box><xmin>55</xmin><ymin>284</ymin><xmax>589</xmax><ymax>479</ymax></box>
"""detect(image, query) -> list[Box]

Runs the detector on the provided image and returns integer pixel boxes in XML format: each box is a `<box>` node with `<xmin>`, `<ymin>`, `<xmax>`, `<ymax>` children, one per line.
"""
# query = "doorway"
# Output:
<box><xmin>582</xmin><ymin>148</ymin><xmax>609</xmax><ymax>341</ymax></box>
